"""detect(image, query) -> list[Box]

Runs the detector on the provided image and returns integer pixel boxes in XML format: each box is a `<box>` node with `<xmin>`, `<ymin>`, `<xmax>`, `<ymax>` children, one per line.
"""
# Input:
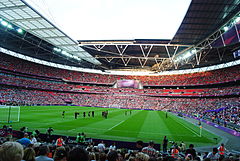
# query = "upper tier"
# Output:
<box><xmin>1</xmin><ymin>53</ymin><xmax>240</xmax><ymax>86</ymax></box>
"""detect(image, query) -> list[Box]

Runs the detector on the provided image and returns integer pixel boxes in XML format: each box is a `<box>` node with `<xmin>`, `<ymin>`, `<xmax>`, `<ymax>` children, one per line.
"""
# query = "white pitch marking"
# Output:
<box><xmin>178</xmin><ymin>120</ymin><xmax>201</xmax><ymax>137</ymax></box>
<box><xmin>108</xmin><ymin>120</ymin><xmax>125</xmax><ymax>130</ymax></box>
<box><xmin>171</xmin><ymin>115</ymin><xmax>201</xmax><ymax>137</ymax></box>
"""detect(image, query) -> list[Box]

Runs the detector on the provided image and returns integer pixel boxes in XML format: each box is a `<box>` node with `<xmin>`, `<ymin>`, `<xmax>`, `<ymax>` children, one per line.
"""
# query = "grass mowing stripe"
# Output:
<box><xmin>168</xmin><ymin>113</ymin><xmax>220</xmax><ymax>144</ymax></box>
<box><xmin>138</xmin><ymin>111</ymin><xmax>170</xmax><ymax>142</ymax></box>
<box><xmin>157</xmin><ymin>112</ymin><xmax>203</xmax><ymax>143</ymax></box>
<box><xmin>170</xmin><ymin>114</ymin><xmax>201</xmax><ymax>137</ymax></box>
<box><xmin>73</xmin><ymin>109</ymin><xmax>140</xmax><ymax>138</ymax></box>
<box><xmin>39</xmin><ymin>108</ymin><xmax>123</xmax><ymax>129</ymax></box>
<box><xmin>7</xmin><ymin>106</ymin><xmax>221</xmax><ymax>146</ymax></box>
<box><xmin>104</xmin><ymin>110</ymin><xmax>147</xmax><ymax>138</ymax></box>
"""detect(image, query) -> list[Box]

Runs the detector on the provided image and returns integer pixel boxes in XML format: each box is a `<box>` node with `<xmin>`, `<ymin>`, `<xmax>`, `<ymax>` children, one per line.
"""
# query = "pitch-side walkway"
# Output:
<box><xmin>173</xmin><ymin>113</ymin><xmax>240</xmax><ymax>154</ymax></box>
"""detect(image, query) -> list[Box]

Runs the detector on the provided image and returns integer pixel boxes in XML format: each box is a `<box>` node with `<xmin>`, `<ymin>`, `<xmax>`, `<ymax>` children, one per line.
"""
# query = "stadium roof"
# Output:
<box><xmin>79</xmin><ymin>0</ymin><xmax>240</xmax><ymax>71</ymax></box>
<box><xmin>171</xmin><ymin>0</ymin><xmax>240</xmax><ymax>45</ymax></box>
<box><xmin>0</xmin><ymin>0</ymin><xmax>101</xmax><ymax>68</ymax></box>
<box><xmin>0</xmin><ymin>0</ymin><xmax>239</xmax><ymax>72</ymax></box>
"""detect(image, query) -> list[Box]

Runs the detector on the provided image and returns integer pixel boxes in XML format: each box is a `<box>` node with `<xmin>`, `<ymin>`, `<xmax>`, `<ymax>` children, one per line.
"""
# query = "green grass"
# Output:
<box><xmin>1</xmin><ymin>106</ymin><xmax>221</xmax><ymax>147</ymax></box>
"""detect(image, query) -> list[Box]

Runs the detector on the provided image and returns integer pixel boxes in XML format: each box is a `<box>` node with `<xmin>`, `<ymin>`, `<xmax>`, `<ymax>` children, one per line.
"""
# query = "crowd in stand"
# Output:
<box><xmin>0</xmin><ymin>130</ymin><xmax>239</xmax><ymax>161</ymax></box>
<box><xmin>0</xmin><ymin>86</ymin><xmax>239</xmax><ymax>130</ymax></box>
<box><xmin>1</xmin><ymin>52</ymin><xmax>240</xmax><ymax>86</ymax></box>
<box><xmin>0</xmin><ymin>72</ymin><xmax>239</xmax><ymax>97</ymax></box>
<box><xmin>0</xmin><ymin>54</ymin><xmax>240</xmax><ymax>160</ymax></box>
<box><xmin>0</xmin><ymin>53</ymin><xmax>239</xmax><ymax>135</ymax></box>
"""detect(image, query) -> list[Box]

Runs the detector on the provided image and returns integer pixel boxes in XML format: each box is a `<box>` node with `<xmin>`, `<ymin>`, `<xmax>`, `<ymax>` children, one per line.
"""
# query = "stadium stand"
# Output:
<box><xmin>0</xmin><ymin>85</ymin><xmax>239</xmax><ymax>131</ymax></box>
<box><xmin>0</xmin><ymin>0</ymin><xmax>239</xmax><ymax>160</ymax></box>
<box><xmin>1</xmin><ymin>53</ymin><xmax>240</xmax><ymax>86</ymax></box>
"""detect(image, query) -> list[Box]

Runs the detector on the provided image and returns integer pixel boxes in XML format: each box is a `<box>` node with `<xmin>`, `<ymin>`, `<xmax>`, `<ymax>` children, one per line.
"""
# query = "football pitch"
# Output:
<box><xmin>6</xmin><ymin>106</ymin><xmax>221</xmax><ymax>146</ymax></box>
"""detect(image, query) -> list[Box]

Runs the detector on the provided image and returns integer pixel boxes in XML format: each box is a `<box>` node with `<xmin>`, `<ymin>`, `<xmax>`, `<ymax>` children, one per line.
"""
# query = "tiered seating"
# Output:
<box><xmin>0</xmin><ymin>52</ymin><xmax>239</xmax><ymax>131</ymax></box>
<box><xmin>1</xmin><ymin>52</ymin><xmax>240</xmax><ymax>86</ymax></box>
<box><xmin>0</xmin><ymin>86</ymin><xmax>239</xmax><ymax>128</ymax></box>
<box><xmin>1</xmin><ymin>72</ymin><xmax>239</xmax><ymax>96</ymax></box>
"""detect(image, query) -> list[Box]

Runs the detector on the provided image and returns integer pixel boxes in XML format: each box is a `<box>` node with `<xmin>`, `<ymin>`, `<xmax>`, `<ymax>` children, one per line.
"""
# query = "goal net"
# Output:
<box><xmin>0</xmin><ymin>105</ymin><xmax>20</xmax><ymax>123</ymax></box>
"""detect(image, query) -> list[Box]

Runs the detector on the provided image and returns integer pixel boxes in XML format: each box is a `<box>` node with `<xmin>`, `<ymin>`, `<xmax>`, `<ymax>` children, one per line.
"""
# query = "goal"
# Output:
<box><xmin>0</xmin><ymin>105</ymin><xmax>20</xmax><ymax>123</ymax></box>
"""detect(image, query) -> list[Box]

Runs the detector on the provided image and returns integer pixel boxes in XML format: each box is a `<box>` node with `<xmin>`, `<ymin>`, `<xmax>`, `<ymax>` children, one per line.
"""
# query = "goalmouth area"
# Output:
<box><xmin>4</xmin><ymin>105</ymin><xmax>222</xmax><ymax>148</ymax></box>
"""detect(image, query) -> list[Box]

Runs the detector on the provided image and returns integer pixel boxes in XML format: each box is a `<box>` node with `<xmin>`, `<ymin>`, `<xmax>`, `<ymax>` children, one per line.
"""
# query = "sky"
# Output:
<box><xmin>24</xmin><ymin>0</ymin><xmax>192</xmax><ymax>41</ymax></box>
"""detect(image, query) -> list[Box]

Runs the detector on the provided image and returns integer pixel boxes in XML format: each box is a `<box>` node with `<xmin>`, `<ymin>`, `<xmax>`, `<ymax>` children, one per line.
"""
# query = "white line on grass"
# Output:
<box><xmin>108</xmin><ymin>120</ymin><xmax>125</xmax><ymax>130</ymax></box>
<box><xmin>171</xmin><ymin>115</ymin><xmax>201</xmax><ymax>137</ymax></box>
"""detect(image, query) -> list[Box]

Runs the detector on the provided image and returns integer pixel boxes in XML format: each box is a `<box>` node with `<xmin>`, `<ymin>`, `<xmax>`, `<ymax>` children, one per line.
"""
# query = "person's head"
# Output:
<box><xmin>136</xmin><ymin>140</ymin><xmax>143</xmax><ymax>148</ymax></box>
<box><xmin>38</xmin><ymin>145</ymin><xmax>50</xmax><ymax>156</ymax></box>
<box><xmin>135</xmin><ymin>152</ymin><xmax>150</xmax><ymax>161</ymax></box>
<box><xmin>99</xmin><ymin>152</ymin><xmax>107</xmax><ymax>161</ymax></box>
<box><xmin>0</xmin><ymin>141</ymin><xmax>24</xmax><ymax>161</ymax></box>
<box><xmin>149</xmin><ymin>141</ymin><xmax>154</xmax><ymax>147</ymax></box>
<box><xmin>107</xmin><ymin>151</ymin><xmax>119</xmax><ymax>161</ymax></box>
<box><xmin>212</xmin><ymin>148</ymin><xmax>218</xmax><ymax>154</ymax></box>
<box><xmin>54</xmin><ymin>149</ymin><xmax>67</xmax><ymax>161</ymax></box>
<box><xmin>23</xmin><ymin>147</ymin><xmax>36</xmax><ymax>161</ymax></box>
<box><xmin>189</xmin><ymin>144</ymin><xmax>194</xmax><ymax>149</ymax></box>
<box><xmin>67</xmin><ymin>147</ymin><xmax>89</xmax><ymax>161</ymax></box>
<box><xmin>24</xmin><ymin>133</ymin><xmax>29</xmax><ymax>138</ymax></box>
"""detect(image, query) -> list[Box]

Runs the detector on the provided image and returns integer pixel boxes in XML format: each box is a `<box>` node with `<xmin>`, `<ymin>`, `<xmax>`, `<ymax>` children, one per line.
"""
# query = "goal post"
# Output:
<box><xmin>0</xmin><ymin>105</ymin><xmax>20</xmax><ymax>123</ymax></box>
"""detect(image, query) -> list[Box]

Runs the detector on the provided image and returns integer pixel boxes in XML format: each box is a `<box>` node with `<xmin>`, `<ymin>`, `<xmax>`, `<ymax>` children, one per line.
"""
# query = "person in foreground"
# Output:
<box><xmin>0</xmin><ymin>141</ymin><xmax>24</xmax><ymax>161</ymax></box>
<box><xmin>35</xmin><ymin>145</ymin><xmax>54</xmax><ymax>161</ymax></box>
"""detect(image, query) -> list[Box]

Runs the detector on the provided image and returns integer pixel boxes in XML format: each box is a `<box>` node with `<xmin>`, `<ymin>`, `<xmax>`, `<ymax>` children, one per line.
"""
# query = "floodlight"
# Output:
<box><xmin>223</xmin><ymin>26</ymin><xmax>229</xmax><ymax>32</ymax></box>
<box><xmin>53</xmin><ymin>47</ymin><xmax>61</xmax><ymax>52</ymax></box>
<box><xmin>234</xmin><ymin>16</ymin><xmax>240</xmax><ymax>23</ymax></box>
<box><xmin>72</xmin><ymin>55</ymin><xmax>81</xmax><ymax>61</ymax></box>
<box><xmin>1</xmin><ymin>20</ymin><xmax>8</xmax><ymax>26</ymax></box>
<box><xmin>17</xmin><ymin>28</ymin><xmax>23</xmax><ymax>33</ymax></box>
<box><xmin>7</xmin><ymin>24</ymin><xmax>13</xmax><ymax>29</ymax></box>
<box><xmin>61</xmin><ymin>50</ymin><xmax>67</xmax><ymax>55</ymax></box>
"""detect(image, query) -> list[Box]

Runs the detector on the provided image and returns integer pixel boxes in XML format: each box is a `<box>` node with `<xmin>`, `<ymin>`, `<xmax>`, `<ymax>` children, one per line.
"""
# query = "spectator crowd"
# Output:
<box><xmin>1</xmin><ymin>52</ymin><xmax>240</xmax><ymax>86</ymax></box>
<box><xmin>0</xmin><ymin>132</ymin><xmax>239</xmax><ymax>161</ymax></box>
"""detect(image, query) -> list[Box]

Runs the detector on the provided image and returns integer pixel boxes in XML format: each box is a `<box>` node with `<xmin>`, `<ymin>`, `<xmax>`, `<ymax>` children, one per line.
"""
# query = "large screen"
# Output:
<box><xmin>116</xmin><ymin>80</ymin><xmax>142</xmax><ymax>89</ymax></box>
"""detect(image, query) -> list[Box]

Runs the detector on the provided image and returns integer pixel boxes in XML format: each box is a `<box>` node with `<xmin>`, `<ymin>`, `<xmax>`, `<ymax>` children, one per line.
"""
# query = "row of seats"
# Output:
<box><xmin>0</xmin><ymin>86</ymin><xmax>239</xmax><ymax>127</ymax></box>
<box><xmin>0</xmin><ymin>73</ymin><xmax>239</xmax><ymax>97</ymax></box>
<box><xmin>1</xmin><ymin>52</ymin><xmax>239</xmax><ymax>86</ymax></box>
